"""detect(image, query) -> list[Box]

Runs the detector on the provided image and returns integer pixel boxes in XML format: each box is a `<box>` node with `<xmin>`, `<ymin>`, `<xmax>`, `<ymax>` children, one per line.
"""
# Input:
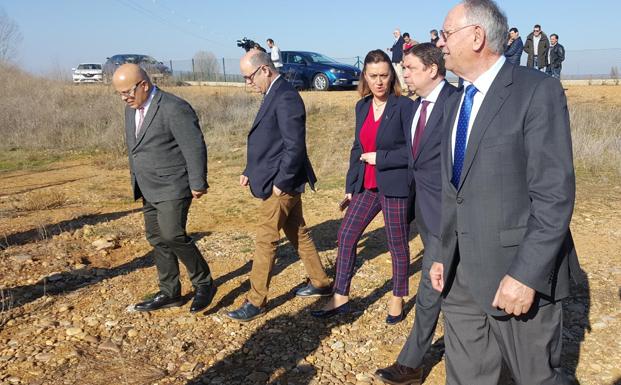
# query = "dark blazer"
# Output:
<box><xmin>243</xmin><ymin>76</ymin><xmax>316</xmax><ymax>199</ymax></box>
<box><xmin>406</xmin><ymin>81</ymin><xmax>458</xmax><ymax>259</ymax></box>
<box><xmin>390</xmin><ymin>36</ymin><xmax>405</xmax><ymax>63</ymax></box>
<box><xmin>345</xmin><ymin>93</ymin><xmax>413</xmax><ymax>198</ymax></box>
<box><xmin>125</xmin><ymin>89</ymin><xmax>208</xmax><ymax>203</ymax></box>
<box><xmin>547</xmin><ymin>43</ymin><xmax>566</xmax><ymax>69</ymax></box>
<box><xmin>438</xmin><ymin>62</ymin><xmax>580</xmax><ymax>316</ymax></box>
<box><xmin>504</xmin><ymin>37</ymin><xmax>523</xmax><ymax>65</ymax></box>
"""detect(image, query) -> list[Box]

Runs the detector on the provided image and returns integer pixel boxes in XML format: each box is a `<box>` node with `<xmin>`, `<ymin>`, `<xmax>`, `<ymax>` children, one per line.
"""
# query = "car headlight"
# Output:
<box><xmin>329</xmin><ymin>68</ymin><xmax>345</xmax><ymax>74</ymax></box>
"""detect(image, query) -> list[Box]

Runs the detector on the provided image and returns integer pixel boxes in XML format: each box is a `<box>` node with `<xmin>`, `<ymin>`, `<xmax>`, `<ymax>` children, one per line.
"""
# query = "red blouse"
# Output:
<box><xmin>360</xmin><ymin>103</ymin><xmax>382</xmax><ymax>190</ymax></box>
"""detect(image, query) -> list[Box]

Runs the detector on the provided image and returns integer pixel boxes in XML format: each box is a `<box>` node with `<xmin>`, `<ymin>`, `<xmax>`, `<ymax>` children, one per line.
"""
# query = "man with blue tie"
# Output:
<box><xmin>430</xmin><ymin>1</ymin><xmax>580</xmax><ymax>384</ymax></box>
<box><xmin>375</xmin><ymin>43</ymin><xmax>457</xmax><ymax>385</ymax></box>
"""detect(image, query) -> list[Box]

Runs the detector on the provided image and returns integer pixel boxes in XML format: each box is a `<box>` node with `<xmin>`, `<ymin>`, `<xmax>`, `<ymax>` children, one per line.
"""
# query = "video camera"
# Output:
<box><xmin>236</xmin><ymin>37</ymin><xmax>266</xmax><ymax>53</ymax></box>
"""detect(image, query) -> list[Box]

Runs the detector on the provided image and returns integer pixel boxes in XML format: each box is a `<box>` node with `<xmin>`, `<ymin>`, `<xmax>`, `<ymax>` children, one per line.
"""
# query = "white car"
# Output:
<box><xmin>72</xmin><ymin>63</ymin><xmax>103</xmax><ymax>83</ymax></box>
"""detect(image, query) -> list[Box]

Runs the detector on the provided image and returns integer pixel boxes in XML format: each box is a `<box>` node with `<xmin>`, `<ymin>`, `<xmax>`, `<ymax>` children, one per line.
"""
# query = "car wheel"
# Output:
<box><xmin>312</xmin><ymin>73</ymin><xmax>329</xmax><ymax>91</ymax></box>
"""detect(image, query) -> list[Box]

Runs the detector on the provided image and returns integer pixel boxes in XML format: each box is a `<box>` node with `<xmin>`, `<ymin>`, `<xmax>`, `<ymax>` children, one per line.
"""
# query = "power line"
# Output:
<box><xmin>112</xmin><ymin>0</ymin><xmax>227</xmax><ymax>48</ymax></box>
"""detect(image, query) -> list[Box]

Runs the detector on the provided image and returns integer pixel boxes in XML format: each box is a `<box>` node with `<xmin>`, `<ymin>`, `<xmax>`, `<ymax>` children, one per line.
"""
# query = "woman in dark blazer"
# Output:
<box><xmin>312</xmin><ymin>49</ymin><xmax>413</xmax><ymax>324</ymax></box>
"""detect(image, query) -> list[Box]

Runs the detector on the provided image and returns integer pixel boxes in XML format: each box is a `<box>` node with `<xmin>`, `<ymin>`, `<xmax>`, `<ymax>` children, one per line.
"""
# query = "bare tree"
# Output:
<box><xmin>0</xmin><ymin>7</ymin><xmax>22</xmax><ymax>63</ymax></box>
<box><xmin>193</xmin><ymin>51</ymin><xmax>220</xmax><ymax>79</ymax></box>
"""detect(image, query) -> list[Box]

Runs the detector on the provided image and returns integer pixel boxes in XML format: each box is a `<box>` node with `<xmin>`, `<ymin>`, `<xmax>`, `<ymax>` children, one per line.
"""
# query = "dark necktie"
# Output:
<box><xmin>451</xmin><ymin>84</ymin><xmax>478</xmax><ymax>188</ymax></box>
<box><xmin>412</xmin><ymin>100</ymin><xmax>430</xmax><ymax>157</ymax></box>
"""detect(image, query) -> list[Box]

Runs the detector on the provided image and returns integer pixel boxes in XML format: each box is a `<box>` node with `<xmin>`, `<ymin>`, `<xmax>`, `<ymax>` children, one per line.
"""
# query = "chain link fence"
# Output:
<box><xmin>165</xmin><ymin>56</ymin><xmax>363</xmax><ymax>83</ymax></box>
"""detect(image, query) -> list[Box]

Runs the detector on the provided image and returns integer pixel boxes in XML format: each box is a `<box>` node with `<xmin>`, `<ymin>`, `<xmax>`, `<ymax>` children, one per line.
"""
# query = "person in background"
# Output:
<box><xmin>523</xmin><ymin>24</ymin><xmax>549</xmax><ymax>70</ymax></box>
<box><xmin>388</xmin><ymin>28</ymin><xmax>406</xmax><ymax>89</ymax></box>
<box><xmin>227</xmin><ymin>50</ymin><xmax>332</xmax><ymax>322</ymax></box>
<box><xmin>504</xmin><ymin>27</ymin><xmax>523</xmax><ymax>65</ymax></box>
<box><xmin>311</xmin><ymin>49</ymin><xmax>413</xmax><ymax>324</ymax></box>
<box><xmin>403</xmin><ymin>32</ymin><xmax>417</xmax><ymax>52</ymax></box>
<box><xmin>430</xmin><ymin>29</ymin><xmax>440</xmax><ymax>46</ymax></box>
<box><xmin>546</xmin><ymin>34</ymin><xmax>565</xmax><ymax>79</ymax></box>
<box><xmin>112</xmin><ymin>64</ymin><xmax>216</xmax><ymax>314</ymax></box>
<box><xmin>375</xmin><ymin>42</ymin><xmax>458</xmax><ymax>385</ymax></box>
<box><xmin>266</xmin><ymin>38</ymin><xmax>283</xmax><ymax>70</ymax></box>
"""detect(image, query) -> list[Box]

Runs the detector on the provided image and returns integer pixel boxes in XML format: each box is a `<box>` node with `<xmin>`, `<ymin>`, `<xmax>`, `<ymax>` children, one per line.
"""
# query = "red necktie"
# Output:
<box><xmin>412</xmin><ymin>100</ymin><xmax>430</xmax><ymax>157</ymax></box>
<box><xmin>135</xmin><ymin>107</ymin><xmax>145</xmax><ymax>138</ymax></box>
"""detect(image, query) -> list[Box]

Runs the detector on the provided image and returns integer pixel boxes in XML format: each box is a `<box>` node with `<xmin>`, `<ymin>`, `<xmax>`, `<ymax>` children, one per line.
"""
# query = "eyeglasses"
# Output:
<box><xmin>117</xmin><ymin>81</ymin><xmax>144</xmax><ymax>98</ymax></box>
<box><xmin>243</xmin><ymin>65</ymin><xmax>264</xmax><ymax>82</ymax></box>
<box><xmin>440</xmin><ymin>24</ymin><xmax>478</xmax><ymax>41</ymax></box>
<box><xmin>533</xmin><ymin>29</ymin><xmax>541</xmax><ymax>33</ymax></box>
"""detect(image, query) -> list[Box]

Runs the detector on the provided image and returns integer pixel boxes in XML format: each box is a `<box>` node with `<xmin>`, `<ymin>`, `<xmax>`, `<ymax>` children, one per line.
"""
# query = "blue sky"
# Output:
<box><xmin>2</xmin><ymin>0</ymin><xmax>620</xmax><ymax>76</ymax></box>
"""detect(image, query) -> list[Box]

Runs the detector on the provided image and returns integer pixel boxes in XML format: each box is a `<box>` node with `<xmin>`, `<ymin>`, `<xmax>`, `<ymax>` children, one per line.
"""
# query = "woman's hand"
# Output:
<box><xmin>360</xmin><ymin>152</ymin><xmax>376</xmax><ymax>165</ymax></box>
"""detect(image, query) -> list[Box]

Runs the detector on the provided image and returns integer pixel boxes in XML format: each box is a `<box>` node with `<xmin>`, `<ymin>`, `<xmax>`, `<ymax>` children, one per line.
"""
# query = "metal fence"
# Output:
<box><xmin>165</xmin><ymin>56</ymin><xmax>363</xmax><ymax>83</ymax></box>
<box><xmin>164</xmin><ymin>49</ymin><xmax>621</xmax><ymax>83</ymax></box>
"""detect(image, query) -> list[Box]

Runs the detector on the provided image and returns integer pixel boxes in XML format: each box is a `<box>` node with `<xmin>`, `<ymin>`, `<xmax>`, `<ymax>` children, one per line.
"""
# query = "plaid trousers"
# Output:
<box><xmin>334</xmin><ymin>189</ymin><xmax>410</xmax><ymax>297</ymax></box>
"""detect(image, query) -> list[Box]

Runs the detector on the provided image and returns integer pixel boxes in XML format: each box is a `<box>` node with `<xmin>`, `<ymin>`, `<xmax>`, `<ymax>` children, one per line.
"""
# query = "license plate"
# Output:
<box><xmin>352</xmin><ymin>81</ymin><xmax>359</xmax><ymax>85</ymax></box>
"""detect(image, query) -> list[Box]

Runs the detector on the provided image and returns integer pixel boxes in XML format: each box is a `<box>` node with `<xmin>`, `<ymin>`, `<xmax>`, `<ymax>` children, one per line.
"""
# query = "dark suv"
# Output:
<box><xmin>102</xmin><ymin>54</ymin><xmax>172</xmax><ymax>83</ymax></box>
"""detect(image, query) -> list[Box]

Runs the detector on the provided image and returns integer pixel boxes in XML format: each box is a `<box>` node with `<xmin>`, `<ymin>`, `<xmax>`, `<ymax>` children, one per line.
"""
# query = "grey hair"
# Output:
<box><xmin>462</xmin><ymin>0</ymin><xmax>508</xmax><ymax>55</ymax></box>
<box><xmin>249</xmin><ymin>51</ymin><xmax>277</xmax><ymax>71</ymax></box>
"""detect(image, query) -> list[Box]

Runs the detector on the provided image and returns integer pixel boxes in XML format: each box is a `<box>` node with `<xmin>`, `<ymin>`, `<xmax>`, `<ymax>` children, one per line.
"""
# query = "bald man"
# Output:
<box><xmin>226</xmin><ymin>51</ymin><xmax>331</xmax><ymax>322</ymax></box>
<box><xmin>112</xmin><ymin>64</ymin><xmax>216</xmax><ymax>313</ymax></box>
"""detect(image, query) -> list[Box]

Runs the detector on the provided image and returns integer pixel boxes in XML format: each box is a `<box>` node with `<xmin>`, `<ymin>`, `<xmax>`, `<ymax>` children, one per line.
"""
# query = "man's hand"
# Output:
<box><xmin>492</xmin><ymin>275</ymin><xmax>536</xmax><ymax>316</ymax></box>
<box><xmin>430</xmin><ymin>262</ymin><xmax>444</xmax><ymax>292</ymax></box>
<box><xmin>239</xmin><ymin>175</ymin><xmax>249</xmax><ymax>187</ymax></box>
<box><xmin>272</xmin><ymin>185</ymin><xmax>283</xmax><ymax>196</ymax></box>
<box><xmin>360</xmin><ymin>152</ymin><xmax>377</xmax><ymax>165</ymax></box>
<box><xmin>191</xmin><ymin>189</ymin><xmax>207</xmax><ymax>199</ymax></box>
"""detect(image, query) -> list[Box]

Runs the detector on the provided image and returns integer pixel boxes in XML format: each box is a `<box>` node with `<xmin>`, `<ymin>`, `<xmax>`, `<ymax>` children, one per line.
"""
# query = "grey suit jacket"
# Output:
<box><xmin>438</xmin><ymin>62</ymin><xmax>580</xmax><ymax>316</ymax></box>
<box><xmin>406</xmin><ymin>81</ymin><xmax>458</xmax><ymax>260</ymax></box>
<box><xmin>124</xmin><ymin>89</ymin><xmax>208</xmax><ymax>203</ymax></box>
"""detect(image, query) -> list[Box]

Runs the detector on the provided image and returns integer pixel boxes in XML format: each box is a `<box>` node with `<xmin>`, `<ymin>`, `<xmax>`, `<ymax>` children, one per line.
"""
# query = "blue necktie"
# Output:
<box><xmin>451</xmin><ymin>84</ymin><xmax>478</xmax><ymax>188</ymax></box>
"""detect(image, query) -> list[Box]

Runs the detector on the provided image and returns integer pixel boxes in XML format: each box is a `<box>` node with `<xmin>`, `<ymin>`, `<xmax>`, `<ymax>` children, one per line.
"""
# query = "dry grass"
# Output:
<box><xmin>11</xmin><ymin>189</ymin><xmax>68</xmax><ymax>212</ymax></box>
<box><xmin>570</xmin><ymin>103</ymin><xmax>621</xmax><ymax>179</ymax></box>
<box><xmin>1</xmin><ymin>64</ymin><xmax>619</xmax><ymax>181</ymax></box>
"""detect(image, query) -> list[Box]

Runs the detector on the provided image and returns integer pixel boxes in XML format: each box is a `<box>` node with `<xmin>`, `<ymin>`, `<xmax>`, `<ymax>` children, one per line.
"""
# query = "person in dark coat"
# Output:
<box><xmin>523</xmin><ymin>24</ymin><xmax>549</xmax><ymax>69</ymax></box>
<box><xmin>504</xmin><ymin>27</ymin><xmax>523</xmax><ymax>65</ymax></box>
<box><xmin>546</xmin><ymin>33</ymin><xmax>566</xmax><ymax>79</ymax></box>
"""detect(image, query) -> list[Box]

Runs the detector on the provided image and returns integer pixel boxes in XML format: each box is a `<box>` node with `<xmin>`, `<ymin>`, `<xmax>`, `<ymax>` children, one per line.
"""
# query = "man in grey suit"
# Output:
<box><xmin>375</xmin><ymin>43</ymin><xmax>457</xmax><ymax>385</ymax></box>
<box><xmin>431</xmin><ymin>1</ymin><xmax>580</xmax><ymax>384</ymax></box>
<box><xmin>112</xmin><ymin>64</ymin><xmax>216</xmax><ymax>313</ymax></box>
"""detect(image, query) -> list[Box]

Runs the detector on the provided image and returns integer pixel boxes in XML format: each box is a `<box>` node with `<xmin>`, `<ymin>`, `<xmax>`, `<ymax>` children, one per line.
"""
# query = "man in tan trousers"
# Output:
<box><xmin>226</xmin><ymin>50</ymin><xmax>331</xmax><ymax>322</ymax></box>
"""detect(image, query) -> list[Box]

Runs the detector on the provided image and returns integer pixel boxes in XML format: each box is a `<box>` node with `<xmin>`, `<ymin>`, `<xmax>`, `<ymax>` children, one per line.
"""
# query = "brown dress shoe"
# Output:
<box><xmin>374</xmin><ymin>362</ymin><xmax>423</xmax><ymax>385</ymax></box>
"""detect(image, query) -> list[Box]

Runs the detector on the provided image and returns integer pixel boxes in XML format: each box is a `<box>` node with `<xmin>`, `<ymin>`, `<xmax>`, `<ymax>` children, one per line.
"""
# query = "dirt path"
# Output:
<box><xmin>0</xmin><ymin>160</ymin><xmax>619</xmax><ymax>385</ymax></box>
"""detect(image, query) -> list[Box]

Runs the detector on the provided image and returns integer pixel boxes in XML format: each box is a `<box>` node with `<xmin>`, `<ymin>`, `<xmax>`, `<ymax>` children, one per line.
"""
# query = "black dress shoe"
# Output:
<box><xmin>295</xmin><ymin>283</ymin><xmax>332</xmax><ymax>297</ymax></box>
<box><xmin>134</xmin><ymin>292</ymin><xmax>183</xmax><ymax>312</ymax></box>
<box><xmin>386</xmin><ymin>310</ymin><xmax>404</xmax><ymax>325</ymax></box>
<box><xmin>190</xmin><ymin>284</ymin><xmax>217</xmax><ymax>313</ymax></box>
<box><xmin>374</xmin><ymin>362</ymin><xmax>423</xmax><ymax>385</ymax></box>
<box><xmin>310</xmin><ymin>302</ymin><xmax>350</xmax><ymax>318</ymax></box>
<box><xmin>226</xmin><ymin>301</ymin><xmax>266</xmax><ymax>322</ymax></box>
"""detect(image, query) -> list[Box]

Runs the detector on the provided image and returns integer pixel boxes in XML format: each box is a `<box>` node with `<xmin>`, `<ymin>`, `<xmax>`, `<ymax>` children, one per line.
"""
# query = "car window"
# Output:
<box><xmin>306</xmin><ymin>52</ymin><xmax>337</xmax><ymax>64</ymax></box>
<box><xmin>78</xmin><ymin>64</ymin><xmax>101</xmax><ymax>70</ymax></box>
<box><xmin>291</xmin><ymin>54</ymin><xmax>305</xmax><ymax>64</ymax></box>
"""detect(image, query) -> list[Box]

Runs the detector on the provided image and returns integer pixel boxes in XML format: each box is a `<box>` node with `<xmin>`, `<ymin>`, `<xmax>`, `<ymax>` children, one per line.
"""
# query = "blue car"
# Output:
<box><xmin>281</xmin><ymin>51</ymin><xmax>360</xmax><ymax>91</ymax></box>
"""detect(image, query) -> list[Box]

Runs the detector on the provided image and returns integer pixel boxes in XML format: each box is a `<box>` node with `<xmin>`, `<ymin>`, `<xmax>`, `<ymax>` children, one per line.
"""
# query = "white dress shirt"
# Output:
<box><xmin>270</xmin><ymin>45</ymin><xmax>283</xmax><ymax>68</ymax></box>
<box><xmin>411</xmin><ymin>80</ymin><xmax>446</xmax><ymax>145</ymax></box>
<box><xmin>533</xmin><ymin>35</ymin><xmax>541</xmax><ymax>55</ymax></box>
<box><xmin>135</xmin><ymin>86</ymin><xmax>157</xmax><ymax>129</ymax></box>
<box><xmin>265</xmin><ymin>74</ymin><xmax>282</xmax><ymax>97</ymax></box>
<box><xmin>450</xmin><ymin>56</ymin><xmax>506</xmax><ymax>161</ymax></box>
